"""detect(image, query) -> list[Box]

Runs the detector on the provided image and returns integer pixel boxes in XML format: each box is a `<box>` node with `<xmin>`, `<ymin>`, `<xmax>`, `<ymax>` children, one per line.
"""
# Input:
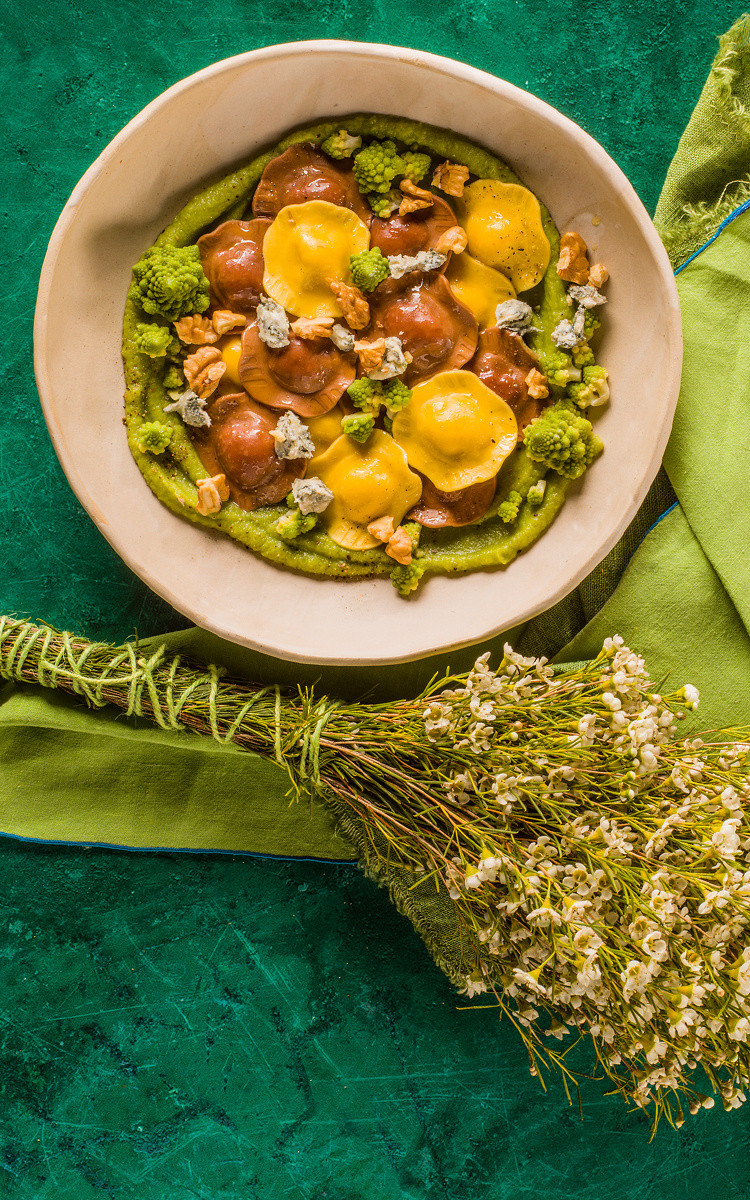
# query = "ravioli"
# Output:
<box><xmin>409</xmin><ymin>474</ymin><xmax>496</xmax><ymax>527</ymax></box>
<box><xmin>369</xmin><ymin>195</ymin><xmax>458</xmax><ymax>260</ymax></box>
<box><xmin>310</xmin><ymin>431</ymin><xmax>422</xmax><ymax>550</ymax></box>
<box><xmin>262</xmin><ymin>200</ymin><xmax>369</xmax><ymax>319</ymax></box>
<box><xmin>198</xmin><ymin>219</ymin><xmax>272</xmax><ymax>314</ymax></box>
<box><xmin>458</xmin><ymin>180</ymin><xmax>551</xmax><ymax>292</ymax></box>
<box><xmin>369</xmin><ymin>275</ymin><xmax>478</xmax><ymax>384</ymax></box>
<box><xmin>445</xmin><ymin>253</ymin><xmax>517</xmax><ymax>329</ymax></box>
<box><xmin>238</xmin><ymin>322</ymin><xmax>355</xmax><ymax>417</ymax></box>
<box><xmin>391</xmin><ymin>369</ymin><xmax>518</xmax><ymax>491</ymax></box>
<box><xmin>306</xmin><ymin>407</ymin><xmax>347</xmax><ymax>454</ymax></box>
<box><xmin>471</xmin><ymin>326</ymin><xmax>544</xmax><ymax>438</ymax></box>
<box><xmin>252</xmin><ymin>143</ymin><xmax>372</xmax><ymax>225</ymax></box>
<box><xmin>192</xmin><ymin>393</ymin><xmax>305</xmax><ymax>511</ymax></box>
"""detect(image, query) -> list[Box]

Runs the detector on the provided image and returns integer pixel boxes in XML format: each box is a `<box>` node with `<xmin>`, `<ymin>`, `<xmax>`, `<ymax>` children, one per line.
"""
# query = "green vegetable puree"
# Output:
<box><xmin>122</xmin><ymin>114</ymin><xmax>577</xmax><ymax>589</ymax></box>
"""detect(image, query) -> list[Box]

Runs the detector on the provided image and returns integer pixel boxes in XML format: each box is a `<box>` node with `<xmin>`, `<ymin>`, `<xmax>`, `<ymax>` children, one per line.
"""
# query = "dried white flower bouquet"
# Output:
<box><xmin>2</xmin><ymin>617</ymin><xmax>748</xmax><ymax>1130</ymax></box>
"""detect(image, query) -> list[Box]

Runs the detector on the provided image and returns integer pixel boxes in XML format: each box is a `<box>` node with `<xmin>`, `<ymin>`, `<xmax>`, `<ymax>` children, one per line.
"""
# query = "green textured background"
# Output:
<box><xmin>4</xmin><ymin>2</ymin><xmax>750</xmax><ymax>1195</ymax></box>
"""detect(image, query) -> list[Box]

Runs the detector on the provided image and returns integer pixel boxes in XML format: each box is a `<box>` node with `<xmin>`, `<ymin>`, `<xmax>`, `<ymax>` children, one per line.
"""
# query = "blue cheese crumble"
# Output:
<box><xmin>551</xmin><ymin>319</ymin><xmax>585</xmax><ymax>350</ymax></box>
<box><xmin>368</xmin><ymin>336</ymin><xmax>411</xmax><ymax>380</ymax></box>
<box><xmin>271</xmin><ymin>411</ymin><xmax>315</xmax><ymax>460</ymax></box>
<box><xmin>164</xmin><ymin>389</ymin><xmax>211</xmax><ymax>428</ymax></box>
<box><xmin>257</xmin><ymin>295</ymin><xmax>290</xmax><ymax>349</ymax></box>
<box><xmin>387</xmin><ymin>250</ymin><xmax>447</xmax><ymax>280</ymax></box>
<box><xmin>494</xmin><ymin>299</ymin><xmax>534</xmax><ymax>336</ymax></box>
<box><xmin>567</xmin><ymin>284</ymin><xmax>607</xmax><ymax>309</ymax></box>
<box><xmin>330</xmin><ymin>323</ymin><xmax>356</xmax><ymax>352</ymax></box>
<box><xmin>291</xmin><ymin>476</ymin><xmax>334</xmax><ymax>515</ymax></box>
<box><xmin>572</xmin><ymin>306</ymin><xmax>587</xmax><ymax>338</ymax></box>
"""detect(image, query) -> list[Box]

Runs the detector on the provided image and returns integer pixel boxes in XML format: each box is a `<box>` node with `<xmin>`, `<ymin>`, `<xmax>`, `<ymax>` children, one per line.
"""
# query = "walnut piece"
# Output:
<box><xmin>174</xmin><ymin>314</ymin><xmax>219</xmax><ymax>345</ymax></box>
<box><xmin>212</xmin><ymin>309</ymin><xmax>247</xmax><ymax>336</ymax></box>
<box><xmin>398</xmin><ymin>180</ymin><xmax>432</xmax><ymax>218</ymax></box>
<box><xmin>183</xmin><ymin>345</ymin><xmax>227</xmax><ymax>398</ymax></box>
<box><xmin>195</xmin><ymin>473</ymin><xmax>230</xmax><ymax>516</ymax></box>
<box><xmin>290</xmin><ymin>316</ymin><xmax>335</xmax><ymax>340</ymax></box>
<box><xmin>432</xmin><ymin>160</ymin><xmax>470</xmax><ymax>197</ymax></box>
<box><xmin>328</xmin><ymin>279</ymin><xmax>370</xmax><ymax>330</ymax></box>
<box><xmin>556</xmin><ymin>232</ymin><xmax>590</xmax><ymax>285</ymax></box>
<box><xmin>367</xmin><ymin>515</ymin><xmax>395</xmax><ymax>542</ymax></box>
<box><xmin>399</xmin><ymin>178</ymin><xmax>434</xmax><ymax>216</ymax></box>
<box><xmin>400</xmin><ymin>179</ymin><xmax>433</xmax><ymax>202</ymax></box>
<box><xmin>436</xmin><ymin>225</ymin><xmax>468</xmax><ymax>255</ymax></box>
<box><xmin>589</xmin><ymin>262</ymin><xmax>609</xmax><ymax>288</ymax></box>
<box><xmin>400</xmin><ymin>196</ymin><xmax>432</xmax><ymax>216</ymax></box>
<box><xmin>385</xmin><ymin>526</ymin><xmax>413</xmax><ymax>565</ymax></box>
<box><xmin>525</xmin><ymin>368</ymin><xmax>549</xmax><ymax>400</ymax></box>
<box><xmin>355</xmin><ymin>338</ymin><xmax>387</xmax><ymax>374</ymax></box>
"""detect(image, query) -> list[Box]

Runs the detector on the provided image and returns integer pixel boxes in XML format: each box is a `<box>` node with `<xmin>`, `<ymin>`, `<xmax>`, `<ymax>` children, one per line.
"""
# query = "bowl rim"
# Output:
<box><xmin>34</xmin><ymin>40</ymin><xmax>682</xmax><ymax>665</ymax></box>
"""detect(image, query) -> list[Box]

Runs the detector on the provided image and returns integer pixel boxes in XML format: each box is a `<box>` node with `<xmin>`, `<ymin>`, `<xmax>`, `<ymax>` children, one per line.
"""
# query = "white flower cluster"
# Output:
<box><xmin>424</xmin><ymin>637</ymin><xmax>750</xmax><ymax>1124</ymax></box>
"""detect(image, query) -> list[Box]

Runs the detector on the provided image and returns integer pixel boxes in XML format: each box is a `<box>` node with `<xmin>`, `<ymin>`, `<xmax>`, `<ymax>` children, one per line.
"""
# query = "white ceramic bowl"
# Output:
<box><xmin>34</xmin><ymin>41</ymin><xmax>681</xmax><ymax>665</ymax></box>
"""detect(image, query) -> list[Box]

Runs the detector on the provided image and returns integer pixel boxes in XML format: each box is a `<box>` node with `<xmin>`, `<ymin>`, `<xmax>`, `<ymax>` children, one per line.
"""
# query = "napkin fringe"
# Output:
<box><xmin>667</xmin><ymin>181</ymin><xmax>750</xmax><ymax>260</ymax></box>
<box><xmin>714</xmin><ymin>13</ymin><xmax>750</xmax><ymax>120</ymax></box>
<box><xmin>656</xmin><ymin>14</ymin><xmax>750</xmax><ymax>267</ymax></box>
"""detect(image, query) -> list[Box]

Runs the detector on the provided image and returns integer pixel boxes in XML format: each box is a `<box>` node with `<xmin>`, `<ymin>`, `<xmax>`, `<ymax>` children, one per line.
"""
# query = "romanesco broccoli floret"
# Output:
<box><xmin>277</xmin><ymin>506</ymin><xmax>318</xmax><ymax>541</ymax></box>
<box><xmin>163</xmin><ymin>363</ymin><xmax>186</xmax><ymax>390</ymax></box>
<box><xmin>382</xmin><ymin>378</ymin><xmax>412</xmax><ymax>413</ymax></box>
<box><xmin>568</xmin><ymin>365</ymin><xmax>610</xmax><ymax>410</ymax></box>
<box><xmin>390</xmin><ymin>560</ymin><xmax>425</xmax><ymax>596</ymax></box>
<box><xmin>543</xmin><ymin>349</ymin><xmax>581</xmax><ymax>389</ymax></box>
<box><xmin>135</xmin><ymin>323</ymin><xmax>176</xmax><ymax>358</ymax></box>
<box><xmin>353</xmin><ymin>140</ymin><xmax>405</xmax><ymax>194</ymax></box>
<box><xmin>166</xmin><ymin>338</ymin><xmax>188</xmax><ymax>365</ymax></box>
<box><xmin>526</xmin><ymin>479</ymin><xmax>547</xmax><ymax>507</ymax></box>
<box><xmin>320</xmin><ymin>129</ymin><xmax>362</xmax><ymax>159</ymax></box>
<box><xmin>548</xmin><ymin>366</ymin><xmax>582</xmax><ymax>388</ymax></box>
<box><xmin>524</xmin><ymin>401</ymin><xmax>603</xmax><ymax>479</ymax></box>
<box><xmin>548</xmin><ymin>367</ymin><xmax>580</xmax><ymax>387</ymax></box>
<box><xmin>349</xmin><ymin>248</ymin><xmax>390</xmax><ymax>292</ymax></box>
<box><xmin>341</xmin><ymin>413</ymin><xmax>375</xmax><ymax>443</ymax></box>
<box><xmin>137</xmin><ymin>422</ymin><xmax>172</xmax><ymax>455</ymax></box>
<box><xmin>497</xmin><ymin>490</ymin><xmax>523</xmax><ymax>523</ymax></box>
<box><xmin>132</xmin><ymin>244</ymin><xmax>210</xmax><ymax>322</ymax></box>
<box><xmin>571</xmin><ymin>342</ymin><xmax>595</xmax><ymax>368</ymax></box>
<box><xmin>401</xmin><ymin>521</ymin><xmax>421</xmax><ymax>549</ymax></box>
<box><xmin>583</xmin><ymin>310</ymin><xmax>601</xmax><ymax>339</ymax></box>
<box><xmin>347</xmin><ymin>377</ymin><xmax>384</xmax><ymax>415</ymax></box>
<box><xmin>401</xmin><ymin>151</ymin><xmax>431</xmax><ymax>184</ymax></box>
<box><xmin>367</xmin><ymin>190</ymin><xmax>401</xmax><ymax>218</ymax></box>
<box><xmin>348</xmin><ymin>373</ymin><xmax>413</xmax><ymax>414</ymax></box>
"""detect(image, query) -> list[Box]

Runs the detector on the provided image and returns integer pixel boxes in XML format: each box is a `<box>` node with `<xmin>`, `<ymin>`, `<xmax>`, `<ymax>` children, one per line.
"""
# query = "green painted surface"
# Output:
<box><xmin>4</xmin><ymin>1</ymin><xmax>750</xmax><ymax>1194</ymax></box>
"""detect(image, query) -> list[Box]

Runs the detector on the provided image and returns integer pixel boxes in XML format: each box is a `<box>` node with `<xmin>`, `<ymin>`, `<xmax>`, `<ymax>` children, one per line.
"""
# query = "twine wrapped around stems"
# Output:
<box><xmin>0</xmin><ymin>616</ymin><xmax>340</xmax><ymax>787</ymax></box>
<box><xmin>0</xmin><ymin>617</ymin><xmax>486</xmax><ymax>879</ymax></box>
<box><xmin>0</xmin><ymin>617</ymin><xmax>475</xmax><ymax>880</ymax></box>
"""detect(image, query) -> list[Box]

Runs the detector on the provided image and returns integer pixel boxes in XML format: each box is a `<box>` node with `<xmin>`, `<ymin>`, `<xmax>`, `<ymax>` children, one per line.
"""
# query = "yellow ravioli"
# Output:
<box><xmin>311</xmin><ymin>431</ymin><xmax>422</xmax><ymax>550</ymax></box>
<box><xmin>306</xmin><ymin>407</ymin><xmax>345</xmax><ymax>455</ymax></box>
<box><xmin>263</xmin><ymin>200</ymin><xmax>370</xmax><ymax>319</ymax></box>
<box><xmin>391</xmin><ymin>369</ymin><xmax>517</xmax><ymax>491</ymax></box>
<box><xmin>218</xmin><ymin>334</ymin><xmax>243</xmax><ymax>385</ymax></box>
<box><xmin>445</xmin><ymin>252</ymin><xmax>517</xmax><ymax>329</ymax></box>
<box><xmin>457</xmin><ymin>180</ymin><xmax>550</xmax><ymax>293</ymax></box>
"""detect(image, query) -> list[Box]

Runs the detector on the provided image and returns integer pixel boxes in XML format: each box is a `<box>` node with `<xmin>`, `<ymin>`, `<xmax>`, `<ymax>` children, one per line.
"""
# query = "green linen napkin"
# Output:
<box><xmin>3</xmin><ymin>18</ymin><xmax>750</xmax><ymax>948</ymax></box>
